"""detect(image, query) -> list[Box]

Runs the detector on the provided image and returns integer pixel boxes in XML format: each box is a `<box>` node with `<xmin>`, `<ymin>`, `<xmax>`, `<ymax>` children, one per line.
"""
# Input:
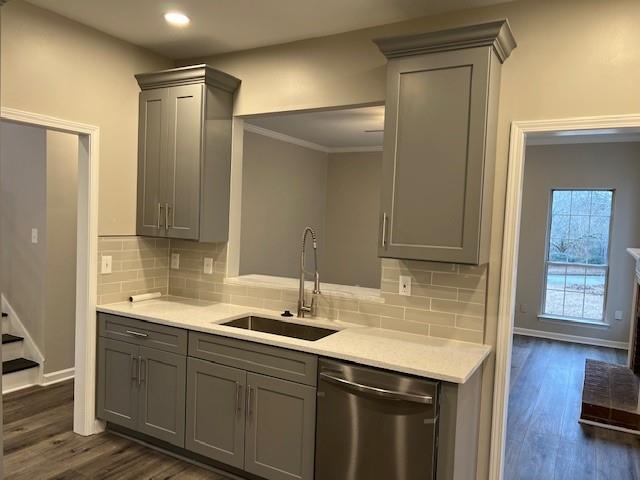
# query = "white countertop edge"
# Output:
<box><xmin>225</xmin><ymin>274</ymin><xmax>385</xmax><ymax>303</ymax></box>
<box><xmin>628</xmin><ymin>248</ymin><xmax>640</xmax><ymax>261</ymax></box>
<box><xmin>96</xmin><ymin>299</ymin><xmax>492</xmax><ymax>384</ymax></box>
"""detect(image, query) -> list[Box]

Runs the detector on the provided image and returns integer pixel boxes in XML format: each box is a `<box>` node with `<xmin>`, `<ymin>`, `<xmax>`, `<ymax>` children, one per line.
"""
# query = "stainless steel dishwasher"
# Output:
<box><xmin>315</xmin><ymin>358</ymin><xmax>440</xmax><ymax>480</ymax></box>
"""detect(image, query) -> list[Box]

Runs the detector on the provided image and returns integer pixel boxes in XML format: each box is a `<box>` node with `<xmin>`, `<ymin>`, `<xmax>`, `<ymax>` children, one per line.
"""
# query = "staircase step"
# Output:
<box><xmin>2</xmin><ymin>334</ymin><xmax>23</xmax><ymax>345</ymax></box>
<box><xmin>3</xmin><ymin>358</ymin><xmax>39</xmax><ymax>375</ymax></box>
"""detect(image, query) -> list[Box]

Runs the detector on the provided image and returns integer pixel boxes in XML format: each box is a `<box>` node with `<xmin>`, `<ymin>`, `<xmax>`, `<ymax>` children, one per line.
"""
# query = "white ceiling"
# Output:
<box><xmin>26</xmin><ymin>0</ymin><xmax>513</xmax><ymax>59</ymax></box>
<box><xmin>245</xmin><ymin>106</ymin><xmax>385</xmax><ymax>150</ymax></box>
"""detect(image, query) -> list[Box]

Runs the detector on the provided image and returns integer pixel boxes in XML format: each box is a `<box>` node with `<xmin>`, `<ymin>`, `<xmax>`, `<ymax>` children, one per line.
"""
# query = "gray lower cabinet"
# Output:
<box><xmin>137</xmin><ymin>346</ymin><xmax>187</xmax><ymax>446</ymax></box>
<box><xmin>96</xmin><ymin>338</ymin><xmax>139</xmax><ymax>430</ymax></box>
<box><xmin>96</xmin><ymin>338</ymin><xmax>187</xmax><ymax>448</ymax></box>
<box><xmin>244</xmin><ymin>373</ymin><xmax>316</xmax><ymax>480</ymax></box>
<box><xmin>185</xmin><ymin>357</ymin><xmax>246</xmax><ymax>469</ymax></box>
<box><xmin>374</xmin><ymin>21</ymin><xmax>516</xmax><ymax>265</ymax></box>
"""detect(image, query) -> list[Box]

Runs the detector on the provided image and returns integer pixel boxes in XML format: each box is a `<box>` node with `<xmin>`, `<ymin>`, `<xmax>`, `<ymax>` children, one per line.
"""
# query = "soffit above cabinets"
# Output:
<box><xmin>25</xmin><ymin>0</ymin><xmax>518</xmax><ymax>59</ymax></box>
<box><xmin>244</xmin><ymin>105</ymin><xmax>385</xmax><ymax>152</ymax></box>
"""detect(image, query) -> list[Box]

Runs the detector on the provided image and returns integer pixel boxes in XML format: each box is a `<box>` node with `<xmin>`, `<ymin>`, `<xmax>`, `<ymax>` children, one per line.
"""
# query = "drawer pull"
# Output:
<box><xmin>125</xmin><ymin>330</ymin><xmax>148</xmax><ymax>338</ymax></box>
<box><xmin>131</xmin><ymin>355</ymin><xmax>138</xmax><ymax>381</ymax></box>
<box><xmin>236</xmin><ymin>383</ymin><xmax>243</xmax><ymax>413</ymax></box>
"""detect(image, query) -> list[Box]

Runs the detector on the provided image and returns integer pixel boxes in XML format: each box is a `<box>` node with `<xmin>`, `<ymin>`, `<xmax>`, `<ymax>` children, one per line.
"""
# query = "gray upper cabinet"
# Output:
<box><xmin>185</xmin><ymin>358</ymin><xmax>246</xmax><ymax>469</ymax></box>
<box><xmin>375</xmin><ymin>21</ymin><xmax>516</xmax><ymax>264</ymax></box>
<box><xmin>244</xmin><ymin>373</ymin><xmax>316</xmax><ymax>480</ymax></box>
<box><xmin>135</xmin><ymin>65</ymin><xmax>240</xmax><ymax>242</ymax></box>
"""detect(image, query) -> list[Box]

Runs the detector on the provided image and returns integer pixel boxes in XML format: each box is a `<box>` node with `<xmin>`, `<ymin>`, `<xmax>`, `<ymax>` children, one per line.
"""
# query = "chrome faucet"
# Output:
<box><xmin>298</xmin><ymin>227</ymin><xmax>321</xmax><ymax>318</ymax></box>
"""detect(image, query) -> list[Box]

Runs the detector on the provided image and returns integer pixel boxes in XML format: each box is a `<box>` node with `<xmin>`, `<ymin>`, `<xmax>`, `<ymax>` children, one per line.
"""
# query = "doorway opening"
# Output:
<box><xmin>0</xmin><ymin>108</ymin><xmax>100</xmax><ymax>437</ymax></box>
<box><xmin>491</xmin><ymin>115</ymin><xmax>640</xmax><ymax>480</ymax></box>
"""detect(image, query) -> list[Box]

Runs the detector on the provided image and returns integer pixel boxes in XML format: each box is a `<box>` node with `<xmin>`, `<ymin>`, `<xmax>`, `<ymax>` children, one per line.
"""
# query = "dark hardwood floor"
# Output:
<box><xmin>3</xmin><ymin>380</ymin><xmax>234</xmax><ymax>480</ymax></box>
<box><xmin>506</xmin><ymin>335</ymin><xmax>640</xmax><ymax>480</ymax></box>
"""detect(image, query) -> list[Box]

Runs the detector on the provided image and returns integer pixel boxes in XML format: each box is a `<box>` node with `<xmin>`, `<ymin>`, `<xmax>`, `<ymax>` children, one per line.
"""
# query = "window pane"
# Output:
<box><xmin>549</xmin><ymin>214</ymin><xmax>570</xmax><ymax>240</ymax></box>
<box><xmin>546</xmin><ymin>265</ymin><xmax>566</xmax><ymax>290</ymax></box>
<box><xmin>586</xmin><ymin>267</ymin><xmax>606</xmax><ymax>295</ymax></box>
<box><xmin>583</xmin><ymin>294</ymin><xmax>604</xmax><ymax>320</ymax></box>
<box><xmin>590</xmin><ymin>190</ymin><xmax>613</xmax><ymax>216</ymax></box>
<box><xmin>545</xmin><ymin>289</ymin><xmax>565</xmax><ymax>316</ymax></box>
<box><xmin>571</xmin><ymin>190</ymin><xmax>591</xmax><ymax>215</ymax></box>
<box><xmin>565</xmin><ymin>266</ymin><xmax>586</xmax><ymax>292</ymax></box>
<box><xmin>549</xmin><ymin>237</ymin><xmax>570</xmax><ymax>262</ymax></box>
<box><xmin>564</xmin><ymin>291</ymin><xmax>584</xmax><ymax>318</ymax></box>
<box><xmin>552</xmin><ymin>190</ymin><xmax>572</xmax><ymax>215</ymax></box>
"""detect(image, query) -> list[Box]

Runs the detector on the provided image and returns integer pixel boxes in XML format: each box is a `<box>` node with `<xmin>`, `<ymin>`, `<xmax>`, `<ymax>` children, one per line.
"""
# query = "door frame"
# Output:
<box><xmin>489</xmin><ymin>113</ymin><xmax>640</xmax><ymax>479</ymax></box>
<box><xmin>1</xmin><ymin>107</ymin><xmax>101</xmax><ymax>436</ymax></box>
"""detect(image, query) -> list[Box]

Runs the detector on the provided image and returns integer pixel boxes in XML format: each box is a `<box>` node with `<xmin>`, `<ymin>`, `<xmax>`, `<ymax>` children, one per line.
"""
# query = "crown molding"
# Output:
<box><xmin>243</xmin><ymin>123</ymin><xmax>382</xmax><ymax>154</ymax></box>
<box><xmin>374</xmin><ymin>19</ymin><xmax>516</xmax><ymax>63</ymax></box>
<box><xmin>136</xmin><ymin>64</ymin><xmax>240</xmax><ymax>92</ymax></box>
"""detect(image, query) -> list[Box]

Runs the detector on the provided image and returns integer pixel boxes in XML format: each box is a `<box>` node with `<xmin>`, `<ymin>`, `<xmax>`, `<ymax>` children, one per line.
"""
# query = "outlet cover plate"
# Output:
<box><xmin>171</xmin><ymin>253</ymin><xmax>180</xmax><ymax>270</ymax></box>
<box><xmin>399</xmin><ymin>275</ymin><xmax>412</xmax><ymax>296</ymax></box>
<box><xmin>101</xmin><ymin>255</ymin><xmax>112</xmax><ymax>274</ymax></box>
<box><xmin>204</xmin><ymin>257</ymin><xmax>214</xmax><ymax>274</ymax></box>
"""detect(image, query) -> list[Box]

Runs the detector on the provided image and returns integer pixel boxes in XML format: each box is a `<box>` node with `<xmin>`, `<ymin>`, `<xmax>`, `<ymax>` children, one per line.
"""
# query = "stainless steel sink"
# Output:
<box><xmin>221</xmin><ymin>316</ymin><xmax>338</xmax><ymax>341</ymax></box>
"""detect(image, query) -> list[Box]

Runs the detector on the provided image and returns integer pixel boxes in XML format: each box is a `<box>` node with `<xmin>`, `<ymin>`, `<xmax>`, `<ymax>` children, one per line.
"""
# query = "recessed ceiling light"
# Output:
<box><xmin>164</xmin><ymin>12</ymin><xmax>190</xmax><ymax>26</ymax></box>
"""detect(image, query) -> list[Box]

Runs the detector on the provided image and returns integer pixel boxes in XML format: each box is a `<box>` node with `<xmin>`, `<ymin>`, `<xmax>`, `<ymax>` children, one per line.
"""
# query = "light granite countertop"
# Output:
<box><xmin>628</xmin><ymin>248</ymin><xmax>640</xmax><ymax>261</ymax></box>
<box><xmin>97</xmin><ymin>297</ymin><xmax>492</xmax><ymax>384</ymax></box>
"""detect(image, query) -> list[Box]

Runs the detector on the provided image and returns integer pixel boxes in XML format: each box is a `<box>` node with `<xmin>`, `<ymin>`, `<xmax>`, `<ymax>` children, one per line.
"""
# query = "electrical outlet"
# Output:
<box><xmin>399</xmin><ymin>275</ymin><xmax>412</xmax><ymax>296</ymax></box>
<box><xmin>203</xmin><ymin>257</ymin><xmax>214</xmax><ymax>274</ymax></box>
<box><xmin>101</xmin><ymin>255</ymin><xmax>112</xmax><ymax>274</ymax></box>
<box><xmin>615</xmin><ymin>310</ymin><xmax>624</xmax><ymax>321</ymax></box>
<box><xmin>519</xmin><ymin>304</ymin><xmax>528</xmax><ymax>314</ymax></box>
<box><xmin>171</xmin><ymin>253</ymin><xmax>180</xmax><ymax>270</ymax></box>
<box><xmin>31</xmin><ymin>228</ymin><xmax>38</xmax><ymax>244</ymax></box>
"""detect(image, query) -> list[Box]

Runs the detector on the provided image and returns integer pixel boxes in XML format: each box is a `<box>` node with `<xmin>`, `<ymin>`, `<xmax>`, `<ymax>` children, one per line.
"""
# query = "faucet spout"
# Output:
<box><xmin>298</xmin><ymin>227</ymin><xmax>321</xmax><ymax>317</ymax></box>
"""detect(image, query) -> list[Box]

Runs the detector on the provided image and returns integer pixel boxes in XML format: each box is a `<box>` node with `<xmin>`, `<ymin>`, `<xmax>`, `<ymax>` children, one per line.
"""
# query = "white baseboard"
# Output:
<box><xmin>42</xmin><ymin>367</ymin><xmax>75</xmax><ymax>386</ymax></box>
<box><xmin>513</xmin><ymin>327</ymin><xmax>629</xmax><ymax>350</ymax></box>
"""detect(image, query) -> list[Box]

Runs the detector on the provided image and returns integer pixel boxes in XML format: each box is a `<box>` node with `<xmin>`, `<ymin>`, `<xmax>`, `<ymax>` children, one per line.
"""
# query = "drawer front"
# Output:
<box><xmin>98</xmin><ymin>313</ymin><xmax>187</xmax><ymax>355</ymax></box>
<box><xmin>188</xmin><ymin>332</ymin><xmax>317</xmax><ymax>386</ymax></box>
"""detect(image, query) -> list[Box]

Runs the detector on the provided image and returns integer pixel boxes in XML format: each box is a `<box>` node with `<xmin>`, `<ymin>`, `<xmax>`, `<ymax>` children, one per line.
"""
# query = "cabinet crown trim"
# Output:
<box><xmin>135</xmin><ymin>64</ymin><xmax>241</xmax><ymax>92</ymax></box>
<box><xmin>374</xmin><ymin>19</ymin><xmax>516</xmax><ymax>63</ymax></box>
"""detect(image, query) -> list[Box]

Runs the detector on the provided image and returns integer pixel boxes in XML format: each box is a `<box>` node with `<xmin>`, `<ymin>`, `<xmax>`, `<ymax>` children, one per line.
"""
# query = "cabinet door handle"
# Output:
<box><xmin>125</xmin><ymin>330</ymin><xmax>148</xmax><ymax>338</ymax></box>
<box><xmin>138</xmin><ymin>356</ymin><xmax>146</xmax><ymax>386</ymax></box>
<box><xmin>157</xmin><ymin>203</ymin><xmax>164</xmax><ymax>229</ymax></box>
<box><xmin>165</xmin><ymin>203</ymin><xmax>171</xmax><ymax>229</ymax></box>
<box><xmin>247</xmin><ymin>386</ymin><xmax>253</xmax><ymax>418</ymax></box>
<box><xmin>131</xmin><ymin>355</ymin><xmax>138</xmax><ymax>381</ymax></box>
<box><xmin>381</xmin><ymin>212</ymin><xmax>388</xmax><ymax>248</ymax></box>
<box><xmin>236</xmin><ymin>383</ymin><xmax>243</xmax><ymax>414</ymax></box>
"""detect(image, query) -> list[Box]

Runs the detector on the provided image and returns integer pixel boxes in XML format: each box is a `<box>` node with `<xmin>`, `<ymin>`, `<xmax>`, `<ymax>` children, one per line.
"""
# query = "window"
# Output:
<box><xmin>542</xmin><ymin>189</ymin><xmax>614</xmax><ymax>322</ymax></box>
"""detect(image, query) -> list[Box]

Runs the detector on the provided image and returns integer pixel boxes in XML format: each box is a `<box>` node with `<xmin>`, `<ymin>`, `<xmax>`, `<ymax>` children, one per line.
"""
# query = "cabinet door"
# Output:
<box><xmin>244</xmin><ymin>373</ymin><xmax>316</xmax><ymax>480</ymax></box>
<box><xmin>185</xmin><ymin>358</ymin><xmax>246</xmax><ymax>469</ymax></box>
<box><xmin>96</xmin><ymin>338</ymin><xmax>139</xmax><ymax>430</ymax></box>
<box><xmin>138</xmin><ymin>346</ymin><xmax>187</xmax><ymax>447</ymax></box>
<box><xmin>137</xmin><ymin>87</ymin><xmax>168</xmax><ymax>237</ymax></box>
<box><xmin>379</xmin><ymin>47</ymin><xmax>491</xmax><ymax>264</ymax></box>
<box><xmin>165</xmin><ymin>83</ymin><xmax>203</xmax><ymax>240</ymax></box>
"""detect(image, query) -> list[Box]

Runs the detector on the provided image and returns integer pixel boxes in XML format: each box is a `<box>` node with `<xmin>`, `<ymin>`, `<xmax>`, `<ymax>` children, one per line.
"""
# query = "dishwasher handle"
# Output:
<box><xmin>319</xmin><ymin>371</ymin><xmax>433</xmax><ymax>405</ymax></box>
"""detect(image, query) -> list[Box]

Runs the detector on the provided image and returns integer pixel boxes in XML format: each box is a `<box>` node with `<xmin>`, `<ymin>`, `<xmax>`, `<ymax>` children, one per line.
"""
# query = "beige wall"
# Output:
<box><xmin>515</xmin><ymin>142</ymin><xmax>640</xmax><ymax>344</ymax></box>
<box><xmin>0</xmin><ymin>121</ymin><xmax>47</xmax><ymax>349</ymax></box>
<box><xmin>44</xmin><ymin>131</ymin><xmax>78</xmax><ymax>373</ymax></box>
<box><xmin>183</xmin><ymin>1</ymin><xmax>640</xmax><ymax>476</ymax></box>
<box><xmin>1</xmin><ymin>0</ymin><xmax>172</xmax><ymax>235</ymax></box>
<box><xmin>239</xmin><ymin>131</ymin><xmax>328</xmax><ymax>278</ymax></box>
<box><xmin>324</xmin><ymin>151</ymin><xmax>381</xmax><ymax>288</ymax></box>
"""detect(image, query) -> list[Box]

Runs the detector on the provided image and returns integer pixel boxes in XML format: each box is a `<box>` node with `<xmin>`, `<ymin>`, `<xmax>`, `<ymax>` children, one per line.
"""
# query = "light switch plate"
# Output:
<box><xmin>203</xmin><ymin>257</ymin><xmax>214</xmax><ymax>275</ymax></box>
<box><xmin>615</xmin><ymin>310</ymin><xmax>624</xmax><ymax>321</ymax></box>
<box><xmin>171</xmin><ymin>253</ymin><xmax>180</xmax><ymax>270</ymax></box>
<box><xmin>101</xmin><ymin>255</ymin><xmax>112</xmax><ymax>274</ymax></box>
<box><xmin>399</xmin><ymin>275</ymin><xmax>411</xmax><ymax>296</ymax></box>
<box><xmin>31</xmin><ymin>228</ymin><xmax>38</xmax><ymax>244</ymax></box>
